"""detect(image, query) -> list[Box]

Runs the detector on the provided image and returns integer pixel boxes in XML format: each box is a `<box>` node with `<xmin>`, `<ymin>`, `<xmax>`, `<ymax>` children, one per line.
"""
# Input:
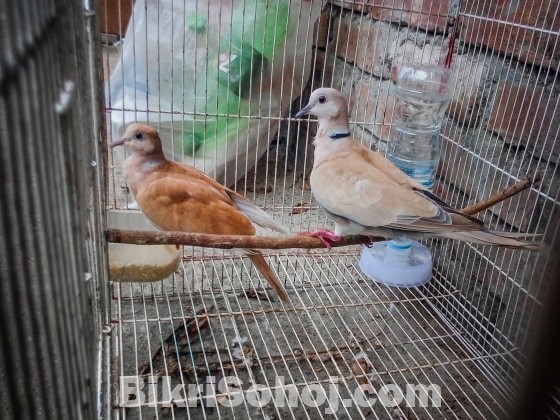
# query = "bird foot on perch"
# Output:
<box><xmin>298</xmin><ymin>229</ymin><xmax>343</xmax><ymax>250</ymax></box>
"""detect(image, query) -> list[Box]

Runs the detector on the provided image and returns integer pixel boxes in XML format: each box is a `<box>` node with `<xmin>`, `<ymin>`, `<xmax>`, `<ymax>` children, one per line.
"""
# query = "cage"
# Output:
<box><xmin>1</xmin><ymin>0</ymin><xmax>559</xmax><ymax>419</ymax></box>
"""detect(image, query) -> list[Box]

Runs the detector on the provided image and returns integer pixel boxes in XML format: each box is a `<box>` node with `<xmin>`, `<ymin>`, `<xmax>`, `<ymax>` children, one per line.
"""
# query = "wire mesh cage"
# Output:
<box><xmin>64</xmin><ymin>0</ymin><xmax>560</xmax><ymax>418</ymax></box>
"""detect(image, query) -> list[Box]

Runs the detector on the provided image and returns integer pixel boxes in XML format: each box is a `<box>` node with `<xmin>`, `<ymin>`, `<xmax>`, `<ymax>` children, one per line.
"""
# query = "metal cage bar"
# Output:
<box><xmin>0</xmin><ymin>0</ymin><xmax>106</xmax><ymax>418</ymax></box>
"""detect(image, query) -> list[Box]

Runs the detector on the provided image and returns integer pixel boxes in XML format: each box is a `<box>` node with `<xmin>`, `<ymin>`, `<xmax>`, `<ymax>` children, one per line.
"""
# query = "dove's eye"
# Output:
<box><xmin>134</xmin><ymin>132</ymin><xmax>144</xmax><ymax>140</ymax></box>
<box><xmin>318</xmin><ymin>95</ymin><xmax>327</xmax><ymax>104</ymax></box>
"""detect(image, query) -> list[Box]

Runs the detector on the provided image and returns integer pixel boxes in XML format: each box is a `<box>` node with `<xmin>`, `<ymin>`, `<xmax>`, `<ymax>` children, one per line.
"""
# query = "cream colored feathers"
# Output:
<box><xmin>296</xmin><ymin>88</ymin><xmax>540</xmax><ymax>250</ymax></box>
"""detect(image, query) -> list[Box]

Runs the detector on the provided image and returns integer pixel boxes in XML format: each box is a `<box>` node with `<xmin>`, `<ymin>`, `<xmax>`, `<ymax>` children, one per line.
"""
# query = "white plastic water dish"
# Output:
<box><xmin>359</xmin><ymin>240</ymin><xmax>433</xmax><ymax>288</ymax></box>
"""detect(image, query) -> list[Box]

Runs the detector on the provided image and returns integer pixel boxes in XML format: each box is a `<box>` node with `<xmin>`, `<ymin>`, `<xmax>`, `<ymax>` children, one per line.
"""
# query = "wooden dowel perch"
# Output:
<box><xmin>460</xmin><ymin>172</ymin><xmax>541</xmax><ymax>216</ymax></box>
<box><xmin>106</xmin><ymin>174</ymin><xmax>539</xmax><ymax>250</ymax></box>
<box><xmin>107</xmin><ymin>229</ymin><xmax>372</xmax><ymax>249</ymax></box>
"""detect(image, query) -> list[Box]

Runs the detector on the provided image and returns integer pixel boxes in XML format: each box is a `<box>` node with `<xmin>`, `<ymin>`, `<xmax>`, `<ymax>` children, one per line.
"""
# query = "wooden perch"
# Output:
<box><xmin>460</xmin><ymin>172</ymin><xmax>541</xmax><ymax>216</ymax></box>
<box><xmin>106</xmin><ymin>175</ymin><xmax>539</xmax><ymax>250</ymax></box>
<box><xmin>107</xmin><ymin>229</ymin><xmax>374</xmax><ymax>249</ymax></box>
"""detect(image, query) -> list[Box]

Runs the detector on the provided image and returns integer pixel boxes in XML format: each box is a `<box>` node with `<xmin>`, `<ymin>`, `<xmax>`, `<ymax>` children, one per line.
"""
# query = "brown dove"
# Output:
<box><xmin>111</xmin><ymin>123</ymin><xmax>290</xmax><ymax>302</ymax></box>
<box><xmin>295</xmin><ymin>88</ymin><xmax>540</xmax><ymax>250</ymax></box>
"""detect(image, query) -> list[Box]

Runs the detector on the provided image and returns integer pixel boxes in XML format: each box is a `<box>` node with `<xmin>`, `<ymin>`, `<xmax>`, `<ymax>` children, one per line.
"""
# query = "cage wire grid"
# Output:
<box><xmin>100</xmin><ymin>0</ymin><xmax>559</xmax><ymax>418</ymax></box>
<box><xmin>111</xmin><ymin>249</ymin><xmax>512</xmax><ymax>419</ymax></box>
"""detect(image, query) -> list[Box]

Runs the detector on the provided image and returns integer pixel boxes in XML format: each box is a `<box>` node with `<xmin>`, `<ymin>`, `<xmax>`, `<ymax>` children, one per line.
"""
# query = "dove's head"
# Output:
<box><xmin>110</xmin><ymin>123</ymin><xmax>164</xmax><ymax>156</ymax></box>
<box><xmin>295</xmin><ymin>88</ymin><xmax>349</xmax><ymax>122</ymax></box>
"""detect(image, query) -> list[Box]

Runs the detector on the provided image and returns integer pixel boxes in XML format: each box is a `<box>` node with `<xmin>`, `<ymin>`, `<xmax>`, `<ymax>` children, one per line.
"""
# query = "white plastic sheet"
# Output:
<box><xmin>108</xmin><ymin>0</ymin><xmax>322</xmax><ymax>186</ymax></box>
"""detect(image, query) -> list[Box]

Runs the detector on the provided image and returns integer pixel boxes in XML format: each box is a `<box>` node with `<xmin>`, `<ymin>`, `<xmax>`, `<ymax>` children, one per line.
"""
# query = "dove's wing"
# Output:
<box><xmin>136</xmin><ymin>176</ymin><xmax>256</xmax><ymax>235</ymax></box>
<box><xmin>225</xmin><ymin>188</ymin><xmax>288</xmax><ymax>234</ymax></box>
<box><xmin>135</xmin><ymin>169</ymin><xmax>291</xmax><ymax>301</ymax></box>
<box><xmin>310</xmin><ymin>146</ymin><xmax>482</xmax><ymax>233</ymax></box>
<box><xmin>311</xmin><ymin>152</ymin><xmax>435</xmax><ymax>226</ymax></box>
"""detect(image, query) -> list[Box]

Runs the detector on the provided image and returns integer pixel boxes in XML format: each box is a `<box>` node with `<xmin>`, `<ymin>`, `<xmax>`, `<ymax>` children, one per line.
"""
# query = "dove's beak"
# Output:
<box><xmin>110</xmin><ymin>138</ymin><xmax>128</xmax><ymax>148</ymax></box>
<box><xmin>295</xmin><ymin>103</ymin><xmax>313</xmax><ymax>119</ymax></box>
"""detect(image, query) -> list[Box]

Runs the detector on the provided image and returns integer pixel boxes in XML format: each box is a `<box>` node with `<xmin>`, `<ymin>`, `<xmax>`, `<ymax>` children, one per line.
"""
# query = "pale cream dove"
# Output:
<box><xmin>295</xmin><ymin>88</ymin><xmax>540</xmax><ymax>251</ymax></box>
<box><xmin>111</xmin><ymin>124</ymin><xmax>290</xmax><ymax>302</ymax></box>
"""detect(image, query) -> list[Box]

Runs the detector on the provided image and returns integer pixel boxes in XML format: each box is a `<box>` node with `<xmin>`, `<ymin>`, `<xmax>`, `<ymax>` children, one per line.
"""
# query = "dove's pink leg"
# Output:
<box><xmin>298</xmin><ymin>229</ymin><xmax>343</xmax><ymax>250</ymax></box>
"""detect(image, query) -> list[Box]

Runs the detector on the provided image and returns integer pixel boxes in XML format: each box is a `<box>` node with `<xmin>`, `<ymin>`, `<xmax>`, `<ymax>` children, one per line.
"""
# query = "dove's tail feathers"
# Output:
<box><xmin>228</xmin><ymin>191</ymin><xmax>288</xmax><ymax>234</ymax></box>
<box><xmin>246</xmin><ymin>250</ymin><xmax>290</xmax><ymax>302</ymax></box>
<box><xmin>485</xmin><ymin>231</ymin><xmax>543</xmax><ymax>239</ymax></box>
<box><xmin>439</xmin><ymin>230</ymin><xmax>542</xmax><ymax>251</ymax></box>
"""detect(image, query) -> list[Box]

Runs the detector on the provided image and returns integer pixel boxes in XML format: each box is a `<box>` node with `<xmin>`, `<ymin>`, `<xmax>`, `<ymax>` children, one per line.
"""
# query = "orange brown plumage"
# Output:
<box><xmin>111</xmin><ymin>123</ymin><xmax>290</xmax><ymax>302</ymax></box>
